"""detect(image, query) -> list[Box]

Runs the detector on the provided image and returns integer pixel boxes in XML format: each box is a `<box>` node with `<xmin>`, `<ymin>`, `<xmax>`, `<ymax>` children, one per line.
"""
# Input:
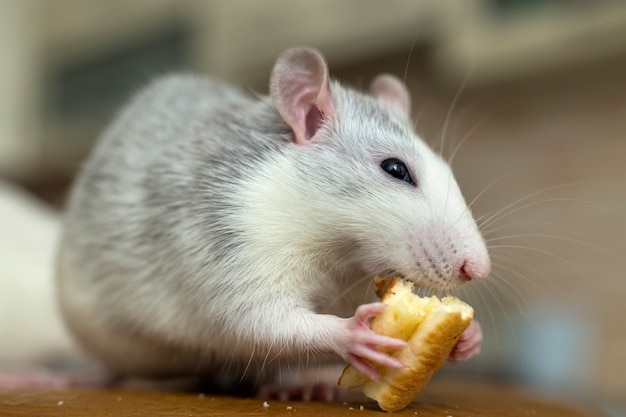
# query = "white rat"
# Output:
<box><xmin>57</xmin><ymin>47</ymin><xmax>490</xmax><ymax>399</ymax></box>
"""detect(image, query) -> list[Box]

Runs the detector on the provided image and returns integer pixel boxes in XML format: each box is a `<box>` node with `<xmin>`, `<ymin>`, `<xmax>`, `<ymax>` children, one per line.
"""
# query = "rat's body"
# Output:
<box><xmin>57</xmin><ymin>48</ymin><xmax>490</xmax><ymax>396</ymax></box>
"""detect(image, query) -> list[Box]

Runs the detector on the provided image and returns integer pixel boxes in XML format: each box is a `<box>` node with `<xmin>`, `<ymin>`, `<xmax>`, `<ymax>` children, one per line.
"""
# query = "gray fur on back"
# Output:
<box><xmin>60</xmin><ymin>75</ymin><xmax>292</xmax><ymax>345</ymax></box>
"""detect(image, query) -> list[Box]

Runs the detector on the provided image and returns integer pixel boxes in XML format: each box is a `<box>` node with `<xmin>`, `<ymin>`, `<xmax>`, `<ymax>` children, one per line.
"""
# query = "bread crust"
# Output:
<box><xmin>338</xmin><ymin>277</ymin><xmax>473</xmax><ymax>412</ymax></box>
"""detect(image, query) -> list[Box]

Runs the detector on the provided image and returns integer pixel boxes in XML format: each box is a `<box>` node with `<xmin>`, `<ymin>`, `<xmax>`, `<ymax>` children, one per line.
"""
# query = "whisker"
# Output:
<box><xmin>448</xmin><ymin>113</ymin><xmax>490</xmax><ymax>166</ymax></box>
<box><xmin>480</xmin><ymin>278</ymin><xmax>520</xmax><ymax>345</ymax></box>
<box><xmin>443</xmin><ymin>160</ymin><xmax>452</xmax><ymax>221</ymax></box>
<box><xmin>259</xmin><ymin>342</ymin><xmax>275</xmax><ymax>377</ymax></box>
<box><xmin>469</xmin><ymin>281</ymin><xmax>500</xmax><ymax>339</ymax></box>
<box><xmin>488</xmin><ymin>244</ymin><xmax>592</xmax><ymax>283</ymax></box>
<box><xmin>239</xmin><ymin>345</ymin><xmax>256</xmax><ymax>383</ymax></box>
<box><xmin>269</xmin><ymin>343</ymin><xmax>289</xmax><ymax>365</ymax></box>
<box><xmin>489</xmin><ymin>261</ymin><xmax>550</xmax><ymax>309</ymax></box>
<box><xmin>439</xmin><ymin>61</ymin><xmax>475</xmax><ymax>157</ymax></box>
<box><xmin>451</xmin><ymin>173</ymin><xmax>513</xmax><ymax>230</ymax></box>
<box><xmin>413</xmin><ymin>97</ymin><xmax>432</xmax><ymax>134</ymax></box>
<box><xmin>485</xmin><ymin>266</ymin><xmax>567</xmax><ymax>365</ymax></box>
<box><xmin>328</xmin><ymin>274</ymin><xmax>374</xmax><ymax>308</ymax></box>
<box><xmin>476</xmin><ymin>183</ymin><xmax>601</xmax><ymax>231</ymax></box>
<box><xmin>479</xmin><ymin>196</ymin><xmax>599</xmax><ymax>233</ymax></box>
<box><xmin>485</xmin><ymin>233</ymin><xmax>617</xmax><ymax>260</ymax></box>
<box><xmin>363</xmin><ymin>277</ymin><xmax>377</xmax><ymax>304</ymax></box>
<box><xmin>403</xmin><ymin>35</ymin><xmax>418</xmax><ymax>85</ymax></box>
<box><xmin>490</xmin><ymin>252</ymin><xmax>568</xmax><ymax>299</ymax></box>
<box><xmin>481</xmin><ymin>219</ymin><xmax>568</xmax><ymax>237</ymax></box>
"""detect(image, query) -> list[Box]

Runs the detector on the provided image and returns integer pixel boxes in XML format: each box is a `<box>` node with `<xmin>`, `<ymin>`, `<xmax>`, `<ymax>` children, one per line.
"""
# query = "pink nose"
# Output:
<box><xmin>459</xmin><ymin>261</ymin><xmax>472</xmax><ymax>282</ymax></box>
<box><xmin>459</xmin><ymin>258</ymin><xmax>490</xmax><ymax>282</ymax></box>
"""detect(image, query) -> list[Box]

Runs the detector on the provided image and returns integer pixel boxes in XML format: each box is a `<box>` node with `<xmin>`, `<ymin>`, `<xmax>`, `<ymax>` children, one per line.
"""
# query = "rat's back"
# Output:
<box><xmin>61</xmin><ymin>74</ymin><xmax>248</xmax><ymax>281</ymax></box>
<box><xmin>56</xmin><ymin>74</ymin><xmax>282</xmax><ymax>376</ymax></box>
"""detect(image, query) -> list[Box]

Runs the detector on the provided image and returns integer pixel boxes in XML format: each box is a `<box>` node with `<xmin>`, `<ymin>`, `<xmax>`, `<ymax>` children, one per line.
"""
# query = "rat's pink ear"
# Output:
<box><xmin>369</xmin><ymin>74</ymin><xmax>411</xmax><ymax>119</ymax></box>
<box><xmin>270</xmin><ymin>47</ymin><xmax>335</xmax><ymax>145</ymax></box>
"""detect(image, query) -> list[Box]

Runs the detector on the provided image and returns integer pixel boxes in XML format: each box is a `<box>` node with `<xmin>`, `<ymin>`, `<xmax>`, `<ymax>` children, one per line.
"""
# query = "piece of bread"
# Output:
<box><xmin>338</xmin><ymin>277</ymin><xmax>474</xmax><ymax>412</ymax></box>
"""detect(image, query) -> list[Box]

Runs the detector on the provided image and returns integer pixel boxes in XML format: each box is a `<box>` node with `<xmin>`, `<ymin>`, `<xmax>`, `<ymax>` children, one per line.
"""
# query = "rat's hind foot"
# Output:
<box><xmin>257</xmin><ymin>382</ymin><xmax>346</xmax><ymax>402</ymax></box>
<box><xmin>255</xmin><ymin>364</ymin><xmax>348</xmax><ymax>402</ymax></box>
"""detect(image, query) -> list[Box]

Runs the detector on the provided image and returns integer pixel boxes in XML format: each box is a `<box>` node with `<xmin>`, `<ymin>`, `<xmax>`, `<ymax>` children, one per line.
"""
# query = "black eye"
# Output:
<box><xmin>381</xmin><ymin>158</ymin><xmax>416</xmax><ymax>186</ymax></box>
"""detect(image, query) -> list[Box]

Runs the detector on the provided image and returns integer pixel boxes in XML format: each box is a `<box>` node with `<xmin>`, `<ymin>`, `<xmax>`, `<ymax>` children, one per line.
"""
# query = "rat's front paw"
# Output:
<box><xmin>340</xmin><ymin>302</ymin><xmax>407</xmax><ymax>381</ymax></box>
<box><xmin>448</xmin><ymin>319</ymin><xmax>482</xmax><ymax>364</ymax></box>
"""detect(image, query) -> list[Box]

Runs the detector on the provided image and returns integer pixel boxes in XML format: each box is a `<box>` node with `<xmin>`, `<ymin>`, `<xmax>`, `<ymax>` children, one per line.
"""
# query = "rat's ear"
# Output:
<box><xmin>369</xmin><ymin>74</ymin><xmax>411</xmax><ymax>119</ymax></box>
<box><xmin>270</xmin><ymin>47</ymin><xmax>335</xmax><ymax>146</ymax></box>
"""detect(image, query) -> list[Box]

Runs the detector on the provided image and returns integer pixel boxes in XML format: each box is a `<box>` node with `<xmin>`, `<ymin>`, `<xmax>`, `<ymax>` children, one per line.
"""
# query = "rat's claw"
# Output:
<box><xmin>345</xmin><ymin>353</ymin><xmax>380</xmax><ymax>382</ymax></box>
<box><xmin>357</xmin><ymin>331</ymin><xmax>408</xmax><ymax>351</ymax></box>
<box><xmin>341</xmin><ymin>302</ymin><xmax>408</xmax><ymax>381</ymax></box>
<box><xmin>348</xmin><ymin>302</ymin><xmax>408</xmax><ymax>351</ymax></box>
<box><xmin>350</xmin><ymin>342</ymin><xmax>405</xmax><ymax>369</ymax></box>
<box><xmin>353</xmin><ymin>302</ymin><xmax>386</xmax><ymax>323</ymax></box>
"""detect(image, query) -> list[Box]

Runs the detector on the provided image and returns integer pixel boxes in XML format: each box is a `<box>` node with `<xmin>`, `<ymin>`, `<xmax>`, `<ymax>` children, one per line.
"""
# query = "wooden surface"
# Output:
<box><xmin>0</xmin><ymin>379</ymin><xmax>604</xmax><ymax>417</ymax></box>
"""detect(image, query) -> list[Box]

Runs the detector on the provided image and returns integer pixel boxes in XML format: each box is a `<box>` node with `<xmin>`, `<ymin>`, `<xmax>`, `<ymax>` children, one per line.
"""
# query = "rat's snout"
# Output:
<box><xmin>404</xmin><ymin>220</ymin><xmax>491</xmax><ymax>290</ymax></box>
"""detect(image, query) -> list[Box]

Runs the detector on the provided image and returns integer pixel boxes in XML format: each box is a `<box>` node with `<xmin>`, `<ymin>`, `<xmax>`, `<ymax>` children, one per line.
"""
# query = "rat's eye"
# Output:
<box><xmin>381</xmin><ymin>158</ymin><xmax>416</xmax><ymax>186</ymax></box>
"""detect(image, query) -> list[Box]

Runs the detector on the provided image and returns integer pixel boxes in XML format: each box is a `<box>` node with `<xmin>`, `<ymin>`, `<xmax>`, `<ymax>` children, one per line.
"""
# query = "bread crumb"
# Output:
<box><xmin>359</xmin><ymin>405</ymin><xmax>364</xmax><ymax>410</ymax></box>
<box><xmin>262</xmin><ymin>401</ymin><xmax>270</xmax><ymax>408</ymax></box>
<box><xmin>286</xmin><ymin>406</ymin><xmax>293</xmax><ymax>410</ymax></box>
<box><xmin>57</xmin><ymin>400</ymin><xmax>64</xmax><ymax>406</ymax></box>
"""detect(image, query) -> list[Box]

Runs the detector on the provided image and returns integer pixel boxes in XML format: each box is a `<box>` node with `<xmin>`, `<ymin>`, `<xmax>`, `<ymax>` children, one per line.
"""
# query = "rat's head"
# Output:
<box><xmin>269</xmin><ymin>47</ymin><xmax>490</xmax><ymax>291</ymax></box>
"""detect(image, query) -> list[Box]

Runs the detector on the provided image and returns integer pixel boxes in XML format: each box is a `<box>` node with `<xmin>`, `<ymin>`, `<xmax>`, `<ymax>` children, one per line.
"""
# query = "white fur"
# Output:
<box><xmin>0</xmin><ymin>181</ymin><xmax>80</xmax><ymax>370</ymax></box>
<box><xmin>56</xmin><ymin>48</ymin><xmax>489</xmax><ymax>386</ymax></box>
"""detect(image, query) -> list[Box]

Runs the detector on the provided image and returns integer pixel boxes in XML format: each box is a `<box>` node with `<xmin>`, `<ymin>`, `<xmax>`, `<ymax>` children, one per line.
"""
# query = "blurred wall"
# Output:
<box><xmin>1</xmin><ymin>0</ymin><xmax>625</xmax><ymax>412</ymax></box>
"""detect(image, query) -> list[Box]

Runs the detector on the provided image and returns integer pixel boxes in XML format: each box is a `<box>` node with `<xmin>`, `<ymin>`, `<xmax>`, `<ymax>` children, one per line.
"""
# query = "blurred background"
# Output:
<box><xmin>1</xmin><ymin>0</ymin><xmax>625</xmax><ymax>415</ymax></box>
